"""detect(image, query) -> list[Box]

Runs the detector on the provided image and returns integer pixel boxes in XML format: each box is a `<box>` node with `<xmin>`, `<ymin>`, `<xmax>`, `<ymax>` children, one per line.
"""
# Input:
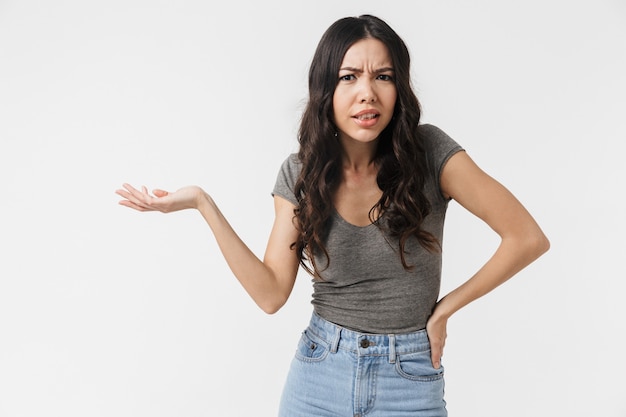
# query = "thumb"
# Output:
<box><xmin>431</xmin><ymin>344</ymin><xmax>442</xmax><ymax>369</ymax></box>
<box><xmin>427</xmin><ymin>327</ymin><xmax>445</xmax><ymax>369</ymax></box>
<box><xmin>152</xmin><ymin>189</ymin><xmax>169</xmax><ymax>197</ymax></box>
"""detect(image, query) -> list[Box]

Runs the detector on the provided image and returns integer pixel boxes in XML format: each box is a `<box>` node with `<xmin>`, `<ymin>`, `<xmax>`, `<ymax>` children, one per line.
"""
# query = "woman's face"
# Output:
<box><xmin>332</xmin><ymin>38</ymin><xmax>397</xmax><ymax>147</ymax></box>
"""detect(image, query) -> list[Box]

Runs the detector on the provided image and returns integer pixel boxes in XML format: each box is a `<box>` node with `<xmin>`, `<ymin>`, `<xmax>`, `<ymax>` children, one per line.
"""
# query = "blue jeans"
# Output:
<box><xmin>279</xmin><ymin>313</ymin><xmax>447</xmax><ymax>417</ymax></box>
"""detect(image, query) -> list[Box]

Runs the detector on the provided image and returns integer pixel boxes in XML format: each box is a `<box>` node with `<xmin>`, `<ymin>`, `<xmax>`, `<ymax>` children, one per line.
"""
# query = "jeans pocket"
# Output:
<box><xmin>294</xmin><ymin>330</ymin><xmax>329</xmax><ymax>363</ymax></box>
<box><xmin>395</xmin><ymin>350</ymin><xmax>444</xmax><ymax>382</ymax></box>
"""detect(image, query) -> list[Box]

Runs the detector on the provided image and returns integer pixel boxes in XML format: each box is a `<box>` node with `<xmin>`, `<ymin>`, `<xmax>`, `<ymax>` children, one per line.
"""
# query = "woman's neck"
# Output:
<box><xmin>339</xmin><ymin>139</ymin><xmax>378</xmax><ymax>172</ymax></box>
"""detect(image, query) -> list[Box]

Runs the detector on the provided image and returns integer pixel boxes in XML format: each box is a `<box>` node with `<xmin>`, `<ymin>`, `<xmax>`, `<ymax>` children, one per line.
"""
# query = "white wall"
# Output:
<box><xmin>1</xmin><ymin>1</ymin><xmax>624</xmax><ymax>416</ymax></box>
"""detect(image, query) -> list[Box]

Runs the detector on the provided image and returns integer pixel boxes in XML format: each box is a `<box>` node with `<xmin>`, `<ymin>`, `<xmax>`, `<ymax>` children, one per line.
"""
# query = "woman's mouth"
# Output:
<box><xmin>352</xmin><ymin>110</ymin><xmax>380</xmax><ymax>127</ymax></box>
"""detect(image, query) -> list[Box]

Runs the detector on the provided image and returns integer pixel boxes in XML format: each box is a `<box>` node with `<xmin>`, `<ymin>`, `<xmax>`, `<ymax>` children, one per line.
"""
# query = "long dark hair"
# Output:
<box><xmin>293</xmin><ymin>15</ymin><xmax>438</xmax><ymax>276</ymax></box>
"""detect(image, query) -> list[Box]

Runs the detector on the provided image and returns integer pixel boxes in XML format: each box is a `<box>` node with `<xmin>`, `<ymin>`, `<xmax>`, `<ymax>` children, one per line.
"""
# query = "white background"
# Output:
<box><xmin>1</xmin><ymin>1</ymin><xmax>625</xmax><ymax>416</ymax></box>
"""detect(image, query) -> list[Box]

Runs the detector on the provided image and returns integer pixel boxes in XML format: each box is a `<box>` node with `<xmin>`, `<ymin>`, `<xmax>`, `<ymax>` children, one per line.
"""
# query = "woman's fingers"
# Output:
<box><xmin>122</xmin><ymin>185</ymin><xmax>151</xmax><ymax>208</ymax></box>
<box><xmin>430</xmin><ymin>338</ymin><xmax>444</xmax><ymax>369</ymax></box>
<box><xmin>118</xmin><ymin>198</ymin><xmax>148</xmax><ymax>211</ymax></box>
<box><xmin>116</xmin><ymin>184</ymin><xmax>198</xmax><ymax>213</ymax></box>
<box><xmin>426</xmin><ymin>315</ymin><xmax>447</xmax><ymax>369</ymax></box>
<box><xmin>116</xmin><ymin>184</ymin><xmax>157</xmax><ymax>211</ymax></box>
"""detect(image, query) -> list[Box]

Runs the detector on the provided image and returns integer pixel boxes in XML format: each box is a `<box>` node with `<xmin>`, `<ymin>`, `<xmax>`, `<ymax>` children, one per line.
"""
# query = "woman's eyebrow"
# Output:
<box><xmin>338</xmin><ymin>66</ymin><xmax>395</xmax><ymax>73</ymax></box>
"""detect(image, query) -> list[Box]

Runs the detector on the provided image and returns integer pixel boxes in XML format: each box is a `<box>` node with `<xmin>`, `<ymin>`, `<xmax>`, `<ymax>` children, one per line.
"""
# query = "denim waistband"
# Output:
<box><xmin>306</xmin><ymin>312</ymin><xmax>431</xmax><ymax>363</ymax></box>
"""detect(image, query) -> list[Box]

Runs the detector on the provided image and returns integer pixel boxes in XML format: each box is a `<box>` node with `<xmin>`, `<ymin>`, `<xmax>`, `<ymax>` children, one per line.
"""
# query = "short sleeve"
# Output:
<box><xmin>418</xmin><ymin>124</ymin><xmax>464</xmax><ymax>200</ymax></box>
<box><xmin>271</xmin><ymin>153</ymin><xmax>301</xmax><ymax>206</ymax></box>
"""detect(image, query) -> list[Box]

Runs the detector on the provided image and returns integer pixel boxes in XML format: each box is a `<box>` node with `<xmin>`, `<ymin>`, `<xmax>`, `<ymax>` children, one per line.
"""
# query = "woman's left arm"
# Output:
<box><xmin>426</xmin><ymin>151</ymin><xmax>550</xmax><ymax>368</ymax></box>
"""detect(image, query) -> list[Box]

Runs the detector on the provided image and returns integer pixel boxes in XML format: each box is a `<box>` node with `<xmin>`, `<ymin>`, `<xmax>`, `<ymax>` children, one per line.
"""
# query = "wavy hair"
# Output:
<box><xmin>293</xmin><ymin>15</ymin><xmax>439</xmax><ymax>276</ymax></box>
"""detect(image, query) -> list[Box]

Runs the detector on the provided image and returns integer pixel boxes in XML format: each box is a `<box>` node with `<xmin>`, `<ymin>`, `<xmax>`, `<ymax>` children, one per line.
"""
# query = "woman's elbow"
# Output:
<box><xmin>526</xmin><ymin>228</ymin><xmax>550</xmax><ymax>260</ymax></box>
<box><xmin>259</xmin><ymin>303</ymin><xmax>282</xmax><ymax>315</ymax></box>
<box><xmin>539</xmin><ymin>233</ymin><xmax>551</xmax><ymax>255</ymax></box>
<box><xmin>257</xmin><ymin>294</ymin><xmax>289</xmax><ymax>315</ymax></box>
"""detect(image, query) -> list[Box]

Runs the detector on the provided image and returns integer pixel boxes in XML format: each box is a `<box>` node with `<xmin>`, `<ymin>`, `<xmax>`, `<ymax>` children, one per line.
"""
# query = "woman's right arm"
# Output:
<box><xmin>116</xmin><ymin>184</ymin><xmax>300</xmax><ymax>314</ymax></box>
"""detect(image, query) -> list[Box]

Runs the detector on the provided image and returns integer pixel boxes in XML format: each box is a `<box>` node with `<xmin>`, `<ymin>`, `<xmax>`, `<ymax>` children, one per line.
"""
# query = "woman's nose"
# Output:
<box><xmin>359</xmin><ymin>80</ymin><xmax>377</xmax><ymax>103</ymax></box>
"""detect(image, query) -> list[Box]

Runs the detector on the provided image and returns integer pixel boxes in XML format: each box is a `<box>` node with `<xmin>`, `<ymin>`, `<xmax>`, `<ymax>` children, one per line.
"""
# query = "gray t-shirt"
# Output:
<box><xmin>272</xmin><ymin>124</ymin><xmax>463</xmax><ymax>333</ymax></box>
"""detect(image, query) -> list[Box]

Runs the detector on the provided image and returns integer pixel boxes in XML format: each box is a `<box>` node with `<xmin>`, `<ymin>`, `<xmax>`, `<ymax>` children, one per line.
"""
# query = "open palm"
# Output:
<box><xmin>115</xmin><ymin>184</ymin><xmax>205</xmax><ymax>213</ymax></box>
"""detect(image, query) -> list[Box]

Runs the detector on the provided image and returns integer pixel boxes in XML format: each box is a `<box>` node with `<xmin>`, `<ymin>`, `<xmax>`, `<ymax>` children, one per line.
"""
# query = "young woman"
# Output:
<box><xmin>117</xmin><ymin>15</ymin><xmax>549</xmax><ymax>417</ymax></box>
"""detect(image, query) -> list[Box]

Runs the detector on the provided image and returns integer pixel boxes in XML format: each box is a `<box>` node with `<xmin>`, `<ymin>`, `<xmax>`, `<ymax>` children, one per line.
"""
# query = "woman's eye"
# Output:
<box><xmin>377</xmin><ymin>74</ymin><xmax>393</xmax><ymax>81</ymax></box>
<box><xmin>339</xmin><ymin>74</ymin><xmax>356</xmax><ymax>81</ymax></box>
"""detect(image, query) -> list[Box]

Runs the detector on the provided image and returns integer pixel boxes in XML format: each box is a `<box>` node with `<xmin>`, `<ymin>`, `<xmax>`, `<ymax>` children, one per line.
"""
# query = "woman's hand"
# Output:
<box><xmin>115</xmin><ymin>184</ymin><xmax>300</xmax><ymax>314</ymax></box>
<box><xmin>115</xmin><ymin>183</ymin><xmax>205</xmax><ymax>213</ymax></box>
<box><xmin>426</xmin><ymin>310</ymin><xmax>448</xmax><ymax>370</ymax></box>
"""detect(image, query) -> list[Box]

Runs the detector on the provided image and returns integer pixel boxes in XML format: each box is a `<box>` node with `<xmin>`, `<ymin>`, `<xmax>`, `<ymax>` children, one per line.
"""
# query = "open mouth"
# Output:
<box><xmin>354</xmin><ymin>113</ymin><xmax>379</xmax><ymax>120</ymax></box>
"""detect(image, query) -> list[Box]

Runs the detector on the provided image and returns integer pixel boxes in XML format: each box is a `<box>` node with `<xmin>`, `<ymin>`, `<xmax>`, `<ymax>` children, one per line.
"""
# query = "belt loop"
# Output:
<box><xmin>330</xmin><ymin>327</ymin><xmax>341</xmax><ymax>353</ymax></box>
<box><xmin>388</xmin><ymin>334</ymin><xmax>396</xmax><ymax>363</ymax></box>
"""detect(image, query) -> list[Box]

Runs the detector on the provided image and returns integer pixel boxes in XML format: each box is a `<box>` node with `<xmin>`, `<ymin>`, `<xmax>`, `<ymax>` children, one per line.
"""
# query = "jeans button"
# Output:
<box><xmin>360</xmin><ymin>339</ymin><xmax>369</xmax><ymax>348</ymax></box>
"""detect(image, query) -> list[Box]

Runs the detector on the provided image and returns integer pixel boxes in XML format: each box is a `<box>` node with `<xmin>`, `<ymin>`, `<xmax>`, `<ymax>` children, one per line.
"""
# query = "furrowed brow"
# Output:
<box><xmin>338</xmin><ymin>66</ymin><xmax>395</xmax><ymax>73</ymax></box>
<box><xmin>339</xmin><ymin>67</ymin><xmax>363</xmax><ymax>73</ymax></box>
<box><xmin>339</xmin><ymin>67</ymin><xmax>394</xmax><ymax>74</ymax></box>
